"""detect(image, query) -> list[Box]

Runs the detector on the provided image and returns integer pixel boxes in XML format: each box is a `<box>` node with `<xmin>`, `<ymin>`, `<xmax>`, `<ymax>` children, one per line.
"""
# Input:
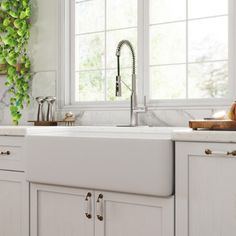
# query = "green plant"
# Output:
<box><xmin>0</xmin><ymin>0</ymin><xmax>31</xmax><ymax>125</ymax></box>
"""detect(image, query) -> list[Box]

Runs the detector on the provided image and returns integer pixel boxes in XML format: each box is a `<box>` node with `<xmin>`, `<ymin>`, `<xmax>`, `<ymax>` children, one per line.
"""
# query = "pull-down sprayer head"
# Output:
<box><xmin>115</xmin><ymin>40</ymin><xmax>136</xmax><ymax>97</ymax></box>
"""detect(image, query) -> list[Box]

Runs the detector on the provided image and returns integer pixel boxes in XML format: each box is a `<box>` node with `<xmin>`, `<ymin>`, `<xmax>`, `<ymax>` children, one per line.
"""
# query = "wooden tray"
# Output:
<box><xmin>28</xmin><ymin>120</ymin><xmax>75</xmax><ymax>126</ymax></box>
<box><xmin>28</xmin><ymin>121</ymin><xmax>58</xmax><ymax>126</ymax></box>
<box><xmin>189</xmin><ymin>120</ymin><xmax>236</xmax><ymax>130</ymax></box>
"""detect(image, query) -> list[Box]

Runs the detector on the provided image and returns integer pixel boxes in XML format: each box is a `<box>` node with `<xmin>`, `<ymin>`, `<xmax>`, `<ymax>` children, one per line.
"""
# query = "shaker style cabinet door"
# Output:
<box><xmin>176</xmin><ymin>142</ymin><xmax>236</xmax><ymax>236</ymax></box>
<box><xmin>0</xmin><ymin>171</ymin><xmax>29</xmax><ymax>236</ymax></box>
<box><xmin>30</xmin><ymin>184</ymin><xmax>94</xmax><ymax>236</ymax></box>
<box><xmin>95</xmin><ymin>191</ymin><xmax>174</xmax><ymax>236</ymax></box>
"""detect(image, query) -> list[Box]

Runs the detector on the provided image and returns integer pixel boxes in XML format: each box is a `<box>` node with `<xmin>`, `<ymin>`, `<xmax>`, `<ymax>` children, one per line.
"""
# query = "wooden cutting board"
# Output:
<box><xmin>189</xmin><ymin>120</ymin><xmax>236</xmax><ymax>130</ymax></box>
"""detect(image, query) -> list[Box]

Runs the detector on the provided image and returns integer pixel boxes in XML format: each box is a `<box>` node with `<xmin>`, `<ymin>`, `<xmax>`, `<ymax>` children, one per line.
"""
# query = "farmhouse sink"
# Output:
<box><xmin>26</xmin><ymin>126</ymin><xmax>175</xmax><ymax>197</ymax></box>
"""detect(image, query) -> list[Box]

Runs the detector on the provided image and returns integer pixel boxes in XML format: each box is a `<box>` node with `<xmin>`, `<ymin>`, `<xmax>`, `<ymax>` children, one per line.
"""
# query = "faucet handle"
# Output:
<box><xmin>144</xmin><ymin>96</ymin><xmax>147</xmax><ymax>108</ymax></box>
<box><xmin>134</xmin><ymin>96</ymin><xmax>148</xmax><ymax>114</ymax></box>
<box><xmin>143</xmin><ymin>96</ymin><xmax>148</xmax><ymax>112</ymax></box>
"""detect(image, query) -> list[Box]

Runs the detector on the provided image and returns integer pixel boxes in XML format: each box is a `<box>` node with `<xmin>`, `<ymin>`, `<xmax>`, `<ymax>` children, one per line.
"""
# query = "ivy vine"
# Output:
<box><xmin>0</xmin><ymin>0</ymin><xmax>31</xmax><ymax>125</ymax></box>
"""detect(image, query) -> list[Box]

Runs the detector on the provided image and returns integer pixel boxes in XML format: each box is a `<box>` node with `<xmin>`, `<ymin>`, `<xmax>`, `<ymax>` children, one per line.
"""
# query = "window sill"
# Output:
<box><xmin>58</xmin><ymin>98</ymin><xmax>232</xmax><ymax>112</ymax></box>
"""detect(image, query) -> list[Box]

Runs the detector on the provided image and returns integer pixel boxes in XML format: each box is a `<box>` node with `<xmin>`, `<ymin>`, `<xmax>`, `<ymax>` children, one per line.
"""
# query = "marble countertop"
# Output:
<box><xmin>1</xmin><ymin>126</ymin><xmax>236</xmax><ymax>143</ymax></box>
<box><xmin>0</xmin><ymin>126</ymin><xmax>29</xmax><ymax>136</ymax></box>
<box><xmin>26</xmin><ymin>126</ymin><xmax>180</xmax><ymax>140</ymax></box>
<box><xmin>0</xmin><ymin>126</ymin><xmax>181</xmax><ymax>139</ymax></box>
<box><xmin>0</xmin><ymin>126</ymin><xmax>71</xmax><ymax>136</ymax></box>
<box><xmin>172</xmin><ymin>129</ymin><xmax>236</xmax><ymax>143</ymax></box>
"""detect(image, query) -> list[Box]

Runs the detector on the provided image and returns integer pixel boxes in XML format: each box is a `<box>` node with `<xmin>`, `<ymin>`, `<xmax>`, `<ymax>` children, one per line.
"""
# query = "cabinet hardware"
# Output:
<box><xmin>96</xmin><ymin>194</ymin><xmax>103</xmax><ymax>221</ymax></box>
<box><xmin>85</xmin><ymin>192</ymin><xmax>92</xmax><ymax>219</ymax></box>
<box><xmin>0</xmin><ymin>151</ymin><xmax>10</xmax><ymax>156</ymax></box>
<box><xmin>205</xmin><ymin>149</ymin><xmax>236</xmax><ymax>157</ymax></box>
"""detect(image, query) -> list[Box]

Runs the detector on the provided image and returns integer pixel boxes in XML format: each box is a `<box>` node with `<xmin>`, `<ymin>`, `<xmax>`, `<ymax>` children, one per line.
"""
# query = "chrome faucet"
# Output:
<box><xmin>115</xmin><ymin>40</ymin><xmax>147</xmax><ymax>127</ymax></box>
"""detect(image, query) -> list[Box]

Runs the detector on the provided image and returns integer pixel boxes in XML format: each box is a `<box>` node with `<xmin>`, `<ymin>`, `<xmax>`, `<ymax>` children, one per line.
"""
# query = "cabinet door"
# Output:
<box><xmin>176</xmin><ymin>142</ymin><xmax>236</xmax><ymax>236</ymax></box>
<box><xmin>95</xmin><ymin>191</ymin><xmax>174</xmax><ymax>236</ymax></box>
<box><xmin>0</xmin><ymin>171</ymin><xmax>29</xmax><ymax>236</ymax></box>
<box><xmin>30</xmin><ymin>184</ymin><xmax>94</xmax><ymax>236</ymax></box>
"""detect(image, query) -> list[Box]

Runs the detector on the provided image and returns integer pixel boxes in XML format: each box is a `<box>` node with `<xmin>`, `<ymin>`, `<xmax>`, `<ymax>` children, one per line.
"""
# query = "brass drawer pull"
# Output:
<box><xmin>0</xmin><ymin>151</ymin><xmax>10</xmax><ymax>156</ymax></box>
<box><xmin>205</xmin><ymin>149</ymin><xmax>236</xmax><ymax>157</ymax></box>
<box><xmin>96</xmin><ymin>194</ymin><xmax>103</xmax><ymax>221</ymax></box>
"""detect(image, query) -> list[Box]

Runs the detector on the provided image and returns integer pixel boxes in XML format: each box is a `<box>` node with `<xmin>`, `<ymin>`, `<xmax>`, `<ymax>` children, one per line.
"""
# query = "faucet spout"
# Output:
<box><xmin>115</xmin><ymin>40</ymin><xmax>136</xmax><ymax>98</ymax></box>
<box><xmin>115</xmin><ymin>40</ymin><xmax>146</xmax><ymax>127</ymax></box>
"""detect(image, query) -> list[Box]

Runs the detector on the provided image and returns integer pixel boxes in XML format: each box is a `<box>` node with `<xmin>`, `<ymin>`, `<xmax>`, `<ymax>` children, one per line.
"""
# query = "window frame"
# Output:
<box><xmin>59</xmin><ymin>0</ymin><xmax>235</xmax><ymax>111</ymax></box>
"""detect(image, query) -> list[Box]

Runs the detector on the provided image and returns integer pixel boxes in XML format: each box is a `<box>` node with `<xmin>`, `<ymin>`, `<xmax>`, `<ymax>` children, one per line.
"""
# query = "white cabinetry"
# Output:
<box><xmin>0</xmin><ymin>136</ymin><xmax>29</xmax><ymax>236</ymax></box>
<box><xmin>95</xmin><ymin>191</ymin><xmax>174</xmax><ymax>236</ymax></box>
<box><xmin>30</xmin><ymin>184</ymin><xmax>94</xmax><ymax>236</ymax></box>
<box><xmin>0</xmin><ymin>171</ymin><xmax>29</xmax><ymax>236</ymax></box>
<box><xmin>176</xmin><ymin>142</ymin><xmax>236</xmax><ymax>236</ymax></box>
<box><xmin>31</xmin><ymin>183</ymin><xmax>174</xmax><ymax>236</ymax></box>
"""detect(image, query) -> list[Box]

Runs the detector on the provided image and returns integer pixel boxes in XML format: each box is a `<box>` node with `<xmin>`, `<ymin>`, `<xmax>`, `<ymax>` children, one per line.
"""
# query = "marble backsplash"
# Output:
<box><xmin>0</xmin><ymin>73</ymin><xmax>229</xmax><ymax>127</ymax></box>
<box><xmin>65</xmin><ymin>108</ymin><xmax>223</xmax><ymax>127</ymax></box>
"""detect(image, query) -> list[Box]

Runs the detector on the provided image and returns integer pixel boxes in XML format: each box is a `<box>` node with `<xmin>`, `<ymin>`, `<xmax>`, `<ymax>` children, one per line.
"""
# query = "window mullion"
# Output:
<box><xmin>70</xmin><ymin>0</ymin><xmax>76</xmax><ymax>104</ymax></box>
<box><xmin>104</xmin><ymin>0</ymin><xmax>107</xmax><ymax>101</ymax></box>
<box><xmin>186</xmin><ymin>0</ymin><xmax>189</xmax><ymax>99</ymax></box>
<box><xmin>138</xmin><ymin>0</ymin><xmax>149</xmax><ymax>104</ymax></box>
<box><xmin>228</xmin><ymin>0</ymin><xmax>236</xmax><ymax>99</ymax></box>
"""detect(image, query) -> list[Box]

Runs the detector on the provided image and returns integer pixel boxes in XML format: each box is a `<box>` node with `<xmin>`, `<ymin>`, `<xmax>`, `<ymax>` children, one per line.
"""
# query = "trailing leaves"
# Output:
<box><xmin>0</xmin><ymin>0</ymin><xmax>31</xmax><ymax>125</ymax></box>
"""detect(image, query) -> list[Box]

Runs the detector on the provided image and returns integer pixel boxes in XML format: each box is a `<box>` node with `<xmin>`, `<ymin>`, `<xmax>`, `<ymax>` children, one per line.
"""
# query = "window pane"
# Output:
<box><xmin>188</xmin><ymin>17</ymin><xmax>228</xmax><ymax>62</ymax></box>
<box><xmin>107</xmin><ymin>0</ymin><xmax>137</xmax><ymax>30</ymax></box>
<box><xmin>150</xmin><ymin>65</ymin><xmax>186</xmax><ymax>99</ymax></box>
<box><xmin>150</xmin><ymin>0</ymin><xmax>186</xmax><ymax>24</ymax></box>
<box><xmin>106</xmin><ymin>68</ymin><xmax>132</xmax><ymax>101</ymax></box>
<box><xmin>189</xmin><ymin>0</ymin><xmax>228</xmax><ymax>19</ymax></box>
<box><xmin>106</xmin><ymin>28</ymin><xmax>137</xmax><ymax>69</ymax></box>
<box><xmin>75</xmin><ymin>71</ymin><xmax>105</xmax><ymax>102</ymax></box>
<box><xmin>75</xmin><ymin>33</ymin><xmax>105</xmax><ymax>71</ymax></box>
<box><xmin>75</xmin><ymin>0</ymin><xmax>105</xmax><ymax>34</ymax></box>
<box><xmin>150</xmin><ymin>22</ymin><xmax>186</xmax><ymax>65</ymax></box>
<box><xmin>188</xmin><ymin>62</ymin><xmax>228</xmax><ymax>98</ymax></box>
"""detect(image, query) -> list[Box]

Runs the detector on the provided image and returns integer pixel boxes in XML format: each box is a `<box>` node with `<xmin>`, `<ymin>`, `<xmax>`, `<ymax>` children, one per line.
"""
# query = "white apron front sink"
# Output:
<box><xmin>26</xmin><ymin>126</ymin><xmax>174</xmax><ymax>197</ymax></box>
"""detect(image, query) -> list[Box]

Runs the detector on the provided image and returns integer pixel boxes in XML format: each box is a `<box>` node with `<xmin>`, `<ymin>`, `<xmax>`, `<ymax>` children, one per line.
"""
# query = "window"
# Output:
<box><xmin>149</xmin><ymin>0</ymin><xmax>229</xmax><ymax>100</ymax></box>
<box><xmin>73</xmin><ymin>0</ymin><xmax>137</xmax><ymax>102</ymax></box>
<box><xmin>67</xmin><ymin>0</ymin><xmax>231</xmax><ymax>107</ymax></box>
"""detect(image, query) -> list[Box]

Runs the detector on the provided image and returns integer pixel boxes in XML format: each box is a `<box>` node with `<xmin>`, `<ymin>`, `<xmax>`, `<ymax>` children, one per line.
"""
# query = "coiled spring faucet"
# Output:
<box><xmin>115</xmin><ymin>40</ymin><xmax>147</xmax><ymax>127</ymax></box>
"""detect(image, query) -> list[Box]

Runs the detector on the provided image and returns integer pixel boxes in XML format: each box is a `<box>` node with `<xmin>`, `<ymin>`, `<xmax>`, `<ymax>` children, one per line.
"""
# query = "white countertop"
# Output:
<box><xmin>26</xmin><ymin>126</ymin><xmax>180</xmax><ymax>140</ymax></box>
<box><xmin>0</xmin><ymin>126</ymin><xmax>74</xmax><ymax>136</ymax></box>
<box><xmin>0</xmin><ymin>126</ymin><xmax>29</xmax><ymax>136</ymax></box>
<box><xmin>1</xmin><ymin>126</ymin><xmax>236</xmax><ymax>143</ymax></box>
<box><xmin>172</xmin><ymin>129</ymin><xmax>236</xmax><ymax>143</ymax></box>
<box><xmin>0</xmin><ymin>126</ymin><xmax>180</xmax><ymax>139</ymax></box>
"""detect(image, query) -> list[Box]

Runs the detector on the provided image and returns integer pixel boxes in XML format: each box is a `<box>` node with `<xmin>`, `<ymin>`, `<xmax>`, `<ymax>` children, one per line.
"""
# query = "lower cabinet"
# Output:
<box><xmin>30</xmin><ymin>184</ymin><xmax>94</xmax><ymax>236</ymax></box>
<box><xmin>0</xmin><ymin>171</ymin><xmax>29</xmax><ymax>236</ymax></box>
<box><xmin>30</xmin><ymin>183</ymin><xmax>174</xmax><ymax>236</ymax></box>
<box><xmin>176</xmin><ymin>142</ymin><xmax>236</xmax><ymax>236</ymax></box>
<box><xmin>95</xmin><ymin>191</ymin><xmax>174</xmax><ymax>236</ymax></box>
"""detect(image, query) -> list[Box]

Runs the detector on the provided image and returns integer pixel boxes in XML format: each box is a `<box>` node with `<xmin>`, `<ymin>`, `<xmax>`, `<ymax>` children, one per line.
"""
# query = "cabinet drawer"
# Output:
<box><xmin>0</xmin><ymin>137</ymin><xmax>25</xmax><ymax>171</ymax></box>
<box><xmin>176</xmin><ymin>142</ymin><xmax>236</xmax><ymax>158</ymax></box>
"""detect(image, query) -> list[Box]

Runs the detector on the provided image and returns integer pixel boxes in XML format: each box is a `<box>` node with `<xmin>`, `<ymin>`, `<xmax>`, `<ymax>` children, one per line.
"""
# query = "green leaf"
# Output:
<box><xmin>6</xmin><ymin>26</ymin><xmax>15</xmax><ymax>34</ymax></box>
<box><xmin>8</xmin><ymin>10</ymin><xmax>18</xmax><ymax>19</ymax></box>
<box><xmin>1</xmin><ymin>1</ymin><xmax>10</xmax><ymax>11</ymax></box>
<box><xmin>17</xmin><ymin>28</ymin><xmax>25</xmax><ymax>37</ymax></box>
<box><xmin>13</xmin><ymin>19</ymin><xmax>22</xmax><ymax>29</ymax></box>
<box><xmin>3</xmin><ymin>18</ymin><xmax>11</xmax><ymax>27</ymax></box>
<box><xmin>6</xmin><ymin>56</ymin><xmax>17</xmax><ymax>66</ymax></box>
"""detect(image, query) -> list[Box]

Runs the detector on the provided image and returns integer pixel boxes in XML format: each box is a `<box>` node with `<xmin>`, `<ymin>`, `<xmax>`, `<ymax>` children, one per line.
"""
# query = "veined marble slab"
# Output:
<box><xmin>172</xmin><ymin>129</ymin><xmax>236</xmax><ymax>143</ymax></box>
<box><xmin>0</xmin><ymin>126</ymin><xmax>67</xmax><ymax>136</ymax></box>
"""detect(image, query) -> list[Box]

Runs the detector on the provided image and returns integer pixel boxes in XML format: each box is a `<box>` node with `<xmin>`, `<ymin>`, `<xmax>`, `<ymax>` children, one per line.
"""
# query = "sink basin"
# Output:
<box><xmin>26</xmin><ymin>126</ymin><xmax>174</xmax><ymax>197</ymax></box>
